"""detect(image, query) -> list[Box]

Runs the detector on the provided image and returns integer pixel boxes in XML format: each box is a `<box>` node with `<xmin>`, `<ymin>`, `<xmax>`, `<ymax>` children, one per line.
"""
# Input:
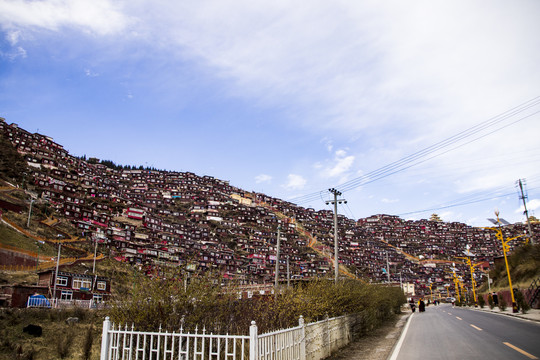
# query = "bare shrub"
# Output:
<box><xmin>55</xmin><ymin>328</ymin><xmax>75</xmax><ymax>359</ymax></box>
<box><xmin>81</xmin><ymin>326</ymin><xmax>94</xmax><ymax>360</ymax></box>
<box><xmin>111</xmin><ymin>270</ymin><xmax>407</xmax><ymax>335</ymax></box>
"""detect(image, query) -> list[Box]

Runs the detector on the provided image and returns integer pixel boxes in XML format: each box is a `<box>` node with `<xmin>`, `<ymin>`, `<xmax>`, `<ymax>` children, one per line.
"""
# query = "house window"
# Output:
<box><xmin>72</xmin><ymin>278</ymin><xmax>92</xmax><ymax>290</ymax></box>
<box><xmin>96</xmin><ymin>281</ymin><xmax>106</xmax><ymax>291</ymax></box>
<box><xmin>56</xmin><ymin>276</ymin><xmax>68</xmax><ymax>286</ymax></box>
<box><xmin>60</xmin><ymin>290</ymin><xmax>73</xmax><ymax>300</ymax></box>
<box><xmin>93</xmin><ymin>294</ymin><xmax>103</xmax><ymax>303</ymax></box>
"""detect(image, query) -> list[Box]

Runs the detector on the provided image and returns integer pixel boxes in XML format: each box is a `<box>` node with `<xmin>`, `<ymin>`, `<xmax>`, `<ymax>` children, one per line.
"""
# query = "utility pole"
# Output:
<box><xmin>274</xmin><ymin>225</ymin><xmax>281</xmax><ymax>291</ymax></box>
<box><xmin>27</xmin><ymin>199</ymin><xmax>35</xmax><ymax>228</ymax></box>
<box><xmin>92</xmin><ymin>235</ymin><xmax>99</xmax><ymax>274</ymax></box>
<box><xmin>518</xmin><ymin>179</ymin><xmax>535</xmax><ymax>245</ymax></box>
<box><xmin>326</xmin><ymin>188</ymin><xmax>346</xmax><ymax>284</ymax></box>
<box><xmin>52</xmin><ymin>243</ymin><xmax>62</xmax><ymax>307</ymax></box>
<box><xmin>287</xmin><ymin>256</ymin><xmax>290</xmax><ymax>289</ymax></box>
<box><xmin>386</xmin><ymin>251</ymin><xmax>390</xmax><ymax>283</ymax></box>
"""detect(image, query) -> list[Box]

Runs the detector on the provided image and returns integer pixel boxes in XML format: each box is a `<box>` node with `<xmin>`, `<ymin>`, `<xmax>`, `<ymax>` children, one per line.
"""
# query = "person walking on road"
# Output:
<box><xmin>409</xmin><ymin>299</ymin><xmax>416</xmax><ymax>312</ymax></box>
<box><xmin>419</xmin><ymin>299</ymin><xmax>426</xmax><ymax>312</ymax></box>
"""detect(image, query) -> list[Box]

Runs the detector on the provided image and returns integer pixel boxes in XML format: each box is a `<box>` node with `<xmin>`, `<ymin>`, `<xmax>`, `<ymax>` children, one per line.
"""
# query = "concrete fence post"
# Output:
<box><xmin>249</xmin><ymin>321</ymin><xmax>258</xmax><ymax>360</ymax></box>
<box><xmin>100</xmin><ymin>316</ymin><xmax>111</xmax><ymax>360</ymax></box>
<box><xmin>299</xmin><ymin>315</ymin><xmax>306</xmax><ymax>360</ymax></box>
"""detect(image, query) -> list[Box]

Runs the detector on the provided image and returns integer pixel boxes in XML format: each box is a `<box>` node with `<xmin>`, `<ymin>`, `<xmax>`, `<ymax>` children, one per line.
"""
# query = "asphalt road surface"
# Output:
<box><xmin>391</xmin><ymin>303</ymin><xmax>540</xmax><ymax>360</ymax></box>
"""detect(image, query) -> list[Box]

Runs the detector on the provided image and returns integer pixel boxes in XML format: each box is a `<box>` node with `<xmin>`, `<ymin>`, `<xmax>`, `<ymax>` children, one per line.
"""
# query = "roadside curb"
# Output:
<box><xmin>387</xmin><ymin>312</ymin><xmax>413</xmax><ymax>360</ymax></box>
<box><xmin>465</xmin><ymin>306</ymin><xmax>540</xmax><ymax>323</ymax></box>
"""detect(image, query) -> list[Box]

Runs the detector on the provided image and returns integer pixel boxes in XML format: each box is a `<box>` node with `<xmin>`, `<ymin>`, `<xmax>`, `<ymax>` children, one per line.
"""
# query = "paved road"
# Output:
<box><xmin>392</xmin><ymin>303</ymin><xmax>540</xmax><ymax>360</ymax></box>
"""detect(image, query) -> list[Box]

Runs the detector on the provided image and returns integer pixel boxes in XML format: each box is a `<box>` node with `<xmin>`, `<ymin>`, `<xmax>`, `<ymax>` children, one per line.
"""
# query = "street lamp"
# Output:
<box><xmin>486</xmin><ymin>211</ymin><xmax>524</xmax><ymax>313</ymax></box>
<box><xmin>457</xmin><ymin>244</ymin><xmax>482</xmax><ymax>306</ymax></box>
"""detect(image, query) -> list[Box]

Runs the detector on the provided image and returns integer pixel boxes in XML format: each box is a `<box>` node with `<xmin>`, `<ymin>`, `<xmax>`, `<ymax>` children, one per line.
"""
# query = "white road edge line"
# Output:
<box><xmin>388</xmin><ymin>313</ymin><xmax>414</xmax><ymax>360</ymax></box>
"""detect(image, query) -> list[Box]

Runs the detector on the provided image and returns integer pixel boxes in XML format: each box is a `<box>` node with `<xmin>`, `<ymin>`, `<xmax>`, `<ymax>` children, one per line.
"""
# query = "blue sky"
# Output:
<box><xmin>1</xmin><ymin>0</ymin><xmax>540</xmax><ymax>227</ymax></box>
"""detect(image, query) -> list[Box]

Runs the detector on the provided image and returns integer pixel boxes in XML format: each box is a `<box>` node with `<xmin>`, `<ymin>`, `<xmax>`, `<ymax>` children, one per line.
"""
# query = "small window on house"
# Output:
<box><xmin>96</xmin><ymin>281</ymin><xmax>106</xmax><ymax>291</ymax></box>
<box><xmin>56</xmin><ymin>276</ymin><xmax>68</xmax><ymax>286</ymax></box>
<box><xmin>93</xmin><ymin>294</ymin><xmax>103</xmax><ymax>303</ymax></box>
<box><xmin>72</xmin><ymin>278</ymin><xmax>92</xmax><ymax>290</ymax></box>
<box><xmin>60</xmin><ymin>290</ymin><xmax>73</xmax><ymax>300</ymax></box>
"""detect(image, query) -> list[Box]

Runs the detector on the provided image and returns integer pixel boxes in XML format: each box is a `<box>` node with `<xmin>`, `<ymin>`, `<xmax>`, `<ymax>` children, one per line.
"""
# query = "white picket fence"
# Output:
<box><xmin>27</xmin><ymin>297</ymin><xmax>106</xmax><ymax>309</ymax></box>
<box><xmin>100</xmin><ymin>315</ymin><xmax>354</xmax><ymax>360</ymax></box>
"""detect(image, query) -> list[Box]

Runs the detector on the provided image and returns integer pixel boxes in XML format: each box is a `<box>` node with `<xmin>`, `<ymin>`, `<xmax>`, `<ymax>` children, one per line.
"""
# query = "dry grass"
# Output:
<box><xmin>0</xmin><ymin>308</ymin><xmax>105</xmax><ymax>360</ymax></box>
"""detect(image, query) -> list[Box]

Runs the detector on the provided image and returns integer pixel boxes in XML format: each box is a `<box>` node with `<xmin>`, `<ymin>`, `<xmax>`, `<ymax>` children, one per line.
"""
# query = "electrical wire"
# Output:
<box><xmin>289</xmin><ymin>96</ymin><xmax>540</xmax><ymax>205</ymax></box>
<box><xmin>396</xmin><ymin>184</ymin><xmax>540</xmax><ymax>217</ymax></box>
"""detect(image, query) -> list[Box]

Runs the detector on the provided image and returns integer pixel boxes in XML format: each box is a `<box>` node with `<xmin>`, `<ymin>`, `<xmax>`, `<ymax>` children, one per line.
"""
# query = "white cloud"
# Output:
<box><xmin>0</xmin><ymin>0</ymin><xmax>131</xmax><ymax>36</ymax></box>
<box><xmin>255</xmin><ymin>174</ymin><xmax>272</xmax><ymax>184</ymax></box>
<box><xmin>382</xmin><ymin>198</ymin><xmax>399</xmax><ymax>204</ymax></box>
<box><xmin>84</xmin><ymin>69</ymin><xmax>99</xmax><ymax>77</ymax></box>
<box><xmin>515</xmin><ymin>199</ymin><xmax>540</xmax><ymax>214</ymax></box>
<box><xmin>283</xmin><ymin>174</ymin><xmax>306</xmax><ymax>191</ymax></box>
<box><xmin>125</xmin><ymin>1</ymin><xmax>539</xmax><ymax>136</ymax></box>
<box><xmin>529</xmin><ymin>199</ymin><xmax>540</xmax><ymax>211</ymax></box>
<box><xmin>439</xmin><ymin>211</ymin><xmax>454</xmax><ymax>221</ymax></box>
<box><xmin>328</xmin><ymin>149</ymin><xmax>354</xmax><ymax>178</ymax></box>
<box><xmin>6</xmin><ymin>30</ymin><xmax>21</xmax><ymax>45</ymax></box>
<box><xmin>321</xmin><ymin>137</ymin><xmax>333</xmax><ymax>152</ymax></box>
<box><xmin>1</xmin><ymin>45</ymin><xmax>26</xmax><ymax>60</ymax></box>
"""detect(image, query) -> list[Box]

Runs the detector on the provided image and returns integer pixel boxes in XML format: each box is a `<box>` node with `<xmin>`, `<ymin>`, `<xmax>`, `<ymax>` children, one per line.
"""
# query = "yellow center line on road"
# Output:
<box><xmin>470</xmin><ymin>324</ymin><xmax>482</xmax><ymax>331</ymax></box>
<box><xmin>456</xmin><ymin>317</ymin><xmax>462</xmax><ymax>320</ymax></box>
<box><xmin>503</xmin><ymin>342</ymin><xmax>538</xmax><ymax>359</ymax></box>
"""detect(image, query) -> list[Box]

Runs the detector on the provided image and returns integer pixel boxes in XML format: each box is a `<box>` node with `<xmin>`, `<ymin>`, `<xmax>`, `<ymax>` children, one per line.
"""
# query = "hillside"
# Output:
<box><xmin>1</xmin><ymin>117</ymin><xmax>538</xmax><ymax>298</ymax></box>
<box><xmin>478</xmin><ymin>243</ymin><xmax>540</xmax><ymax>293</ymax></box>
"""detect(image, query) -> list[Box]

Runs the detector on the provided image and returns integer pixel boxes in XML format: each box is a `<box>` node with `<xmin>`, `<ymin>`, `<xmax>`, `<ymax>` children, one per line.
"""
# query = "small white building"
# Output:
<box><xmin>402</xmin><ymin>282</ymin><xmax>415</xmax><ymax>296</ymax></box>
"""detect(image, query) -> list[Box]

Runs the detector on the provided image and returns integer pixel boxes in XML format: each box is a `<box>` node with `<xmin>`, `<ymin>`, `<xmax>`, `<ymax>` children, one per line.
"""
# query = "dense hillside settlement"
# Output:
<box><xmin>1</xmin><ymin>117</ymin><xmax>537</xmax><ymax>298</ymax></box>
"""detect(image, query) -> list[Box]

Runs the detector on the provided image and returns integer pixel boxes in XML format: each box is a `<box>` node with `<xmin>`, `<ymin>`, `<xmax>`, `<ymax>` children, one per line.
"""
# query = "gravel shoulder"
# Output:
<box><xmin>326</xmin><ymin>311</ymin><xmax>411</xmax><ymax>360</ymax></box>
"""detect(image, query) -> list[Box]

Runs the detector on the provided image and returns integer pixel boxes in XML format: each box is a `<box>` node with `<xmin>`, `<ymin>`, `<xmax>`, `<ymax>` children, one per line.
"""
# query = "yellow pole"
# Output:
<box><xmin>453</xmin><ymin>276</ymin><xmax>460</xmax><ymax>302</ymax></box>
<box><xmin>502</xmin><ymin>240</ymin><xmax>515</xmax><ymax>309</ymax></box>
<box><xmin>492</xmin><ymin>229</ymin><xmax>523</xmax><ymax>313</ymax></box>
<box><xmin>458</xmin><ymin>257</ymin><xmax>479</xmax><ymax>305</ymax></box>
<box><xmin>470</xmin><ymin>263</ymin><xmax>477</xmax><ymax>304</ymax></box>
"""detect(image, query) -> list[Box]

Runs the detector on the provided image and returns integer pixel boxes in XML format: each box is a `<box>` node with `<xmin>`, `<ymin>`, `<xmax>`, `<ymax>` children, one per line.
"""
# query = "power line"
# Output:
<box><xmin>290</xmin><ymin>96</ymin><xmax>540</xmax><ymax>205</ymax></box>
<box><xmin>396</xmin><ymin>184</ymin><xmax>540</xmax><ymax>217</ymax></box>
<box><xmin>337</xmin><ymin>103</ymin><xmax>540</xmax><ymax>193</ymax></box>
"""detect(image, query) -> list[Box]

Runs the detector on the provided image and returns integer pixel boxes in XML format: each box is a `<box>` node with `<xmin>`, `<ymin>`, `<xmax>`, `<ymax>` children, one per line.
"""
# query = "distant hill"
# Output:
<box><xmin>1</xmin><ymin>117</ymin><xmax>538</xmax><ymax>299</ymax></box>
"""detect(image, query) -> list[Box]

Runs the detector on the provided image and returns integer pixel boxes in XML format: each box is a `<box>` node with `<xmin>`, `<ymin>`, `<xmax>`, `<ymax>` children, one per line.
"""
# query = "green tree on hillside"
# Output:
<box><xmin>0</xmin><ymin>136</ymin><xmax>28</xmax><ymax>184</ymax></box>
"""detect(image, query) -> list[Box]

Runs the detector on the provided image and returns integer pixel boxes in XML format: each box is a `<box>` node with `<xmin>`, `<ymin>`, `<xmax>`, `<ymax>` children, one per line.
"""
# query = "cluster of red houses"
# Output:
<box><xmin>1</xmin><ymin>117</ymin><xmax>536</xmax><ymax>304</ymax></box>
